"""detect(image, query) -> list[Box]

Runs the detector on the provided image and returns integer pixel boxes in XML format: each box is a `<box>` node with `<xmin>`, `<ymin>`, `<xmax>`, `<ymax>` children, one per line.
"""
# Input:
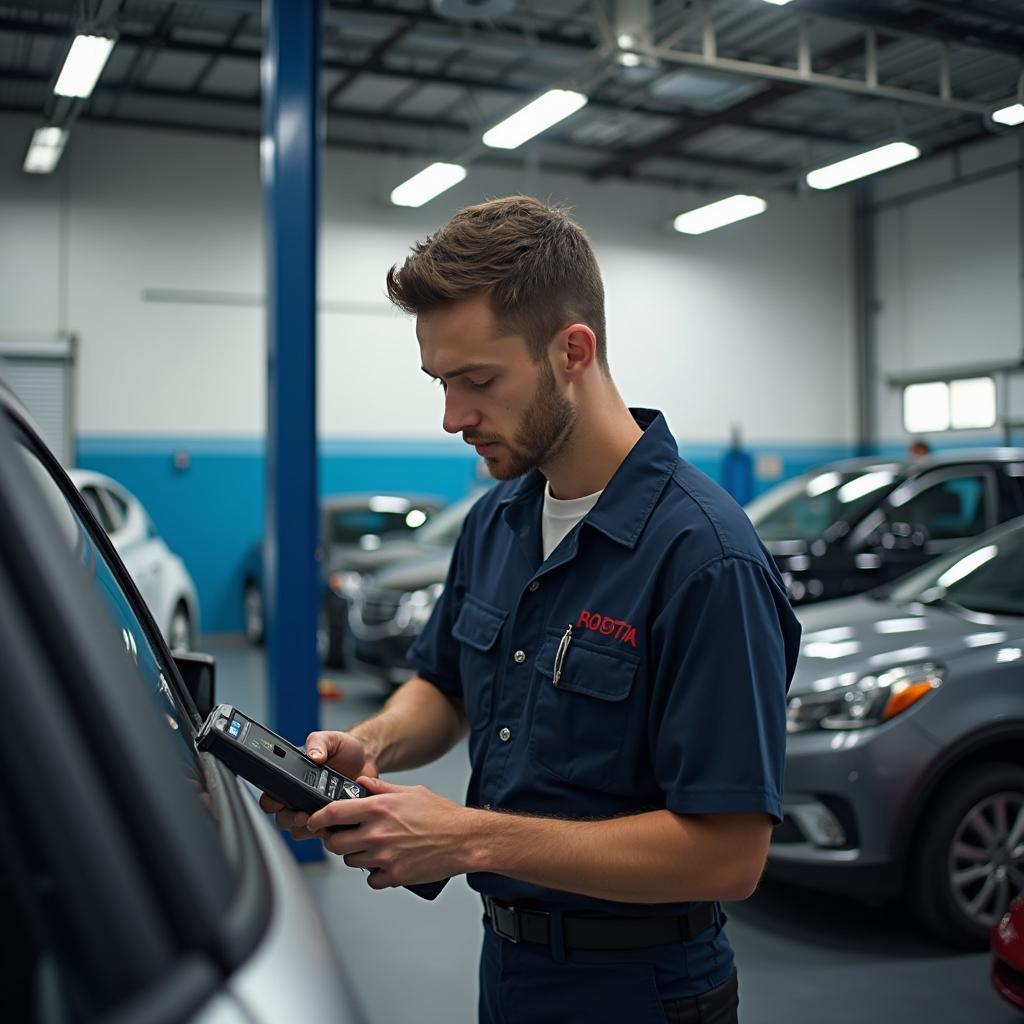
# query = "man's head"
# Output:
<box><xmin>386</xmin><ymin>197</ymin><xmax>607</xmax><ymax>480</ymax></box>
<box><xmin>386</xmin><ymin>195</ymin><xmax>607</xmax><ymax>371</ymax></box>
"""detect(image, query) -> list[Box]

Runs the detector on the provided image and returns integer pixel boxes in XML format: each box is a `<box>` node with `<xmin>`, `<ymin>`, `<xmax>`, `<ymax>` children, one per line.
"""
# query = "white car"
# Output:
<box><xmin>68</xmin><ymin>468</ymin><xmax>200</xmax><ymax>650</ymax></box>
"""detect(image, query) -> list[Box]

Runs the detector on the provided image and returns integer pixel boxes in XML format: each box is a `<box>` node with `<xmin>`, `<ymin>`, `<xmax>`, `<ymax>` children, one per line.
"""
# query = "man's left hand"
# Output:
<box><xmin>305</xmin><ymin>776</ymin><xmax>474</xmax><ymax>889</ymax></box>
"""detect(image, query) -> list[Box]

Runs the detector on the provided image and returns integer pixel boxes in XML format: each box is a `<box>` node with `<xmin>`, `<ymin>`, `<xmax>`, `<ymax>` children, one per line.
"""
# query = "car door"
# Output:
<box><xmin>851</xmin><ymin>465</ymin><xmax>998</xmax><ymax>585</ymax></box>
<box><xmin>0</xmin><ymin>407</ymin><xmax>364</xmax><ymax>1024</ymax></box>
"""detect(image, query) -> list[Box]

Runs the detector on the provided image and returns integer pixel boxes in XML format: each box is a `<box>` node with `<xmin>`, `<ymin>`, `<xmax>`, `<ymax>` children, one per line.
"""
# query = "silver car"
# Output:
<box><xmin>0</xmin><ymin>381</ymin><xmax>364</xmax><ymax>1023</ymax></box>
<box><xmin>768</xmin><ymin>516</ymin><xmax>1024</xmax><ymax>947</ymax></box>
<box><xmin>69</xmin><ymin>468</ymin><xmax>201</xmax><ymax>652</ymax></box>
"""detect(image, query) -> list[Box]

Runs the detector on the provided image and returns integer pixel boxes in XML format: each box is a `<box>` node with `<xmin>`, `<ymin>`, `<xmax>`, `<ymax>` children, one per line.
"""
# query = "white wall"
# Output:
<box><xmin>0</xmin><ymin>113</ymin><xmax>856</xmax><ymax>447</ymax></box>
<box><xmin>869</xmin><ymin>134</ymin><xmax>1024</xmax><ymax>445</ymax></box>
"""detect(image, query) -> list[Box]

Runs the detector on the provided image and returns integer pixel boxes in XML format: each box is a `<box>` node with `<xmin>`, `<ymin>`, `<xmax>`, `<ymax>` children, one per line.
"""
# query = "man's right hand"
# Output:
<box><xmin>258</xmin><ymin>730</ymin><xmax>378</xmax><ymax>840</ymax></box>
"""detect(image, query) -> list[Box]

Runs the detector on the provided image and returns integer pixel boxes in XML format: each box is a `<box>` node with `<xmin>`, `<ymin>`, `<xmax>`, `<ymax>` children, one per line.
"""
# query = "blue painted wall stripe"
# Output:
<box><xmin>76</xmin><ymin>435</ymin><xmax>864</xmax><ymax>635</ymax></box>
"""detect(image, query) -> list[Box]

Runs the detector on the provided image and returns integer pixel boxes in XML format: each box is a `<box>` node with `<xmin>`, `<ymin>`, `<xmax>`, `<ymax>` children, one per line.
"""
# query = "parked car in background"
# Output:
<box><xmin>993</xmin><ymin>899</ymin><xmax>1024</xmax><ymax>1012</ymax></box>
<box><xmin>745</xmin><ymin>450</ymin><xmax>1024</xmax><ymax>605</ymax></box>
<box><xmin>767</xmin><ymin>515</ymin><xmax>1024</xmax><ymax>947</ymax></box>
<box><xmin>0</xmin><ymin>381</ymin><xmax>364</xmax><ymax>1023</ymax></box>
<box><xmin>348</xmin><ymin>492</ymin><xmax>484</xmax><ymax>686</ymax></box>
<box><xmin>242</xmin><ymin>492</ymin><xmax>445</xmax><ymax>666</ymax></box>
<box><xmin>69</xmin><ymin>468</ymin><xmax>200</xmax><ymax>651</ymax></box>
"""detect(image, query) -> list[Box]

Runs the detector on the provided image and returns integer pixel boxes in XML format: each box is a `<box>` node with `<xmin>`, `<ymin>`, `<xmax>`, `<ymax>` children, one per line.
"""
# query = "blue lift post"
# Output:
<box><xmin>262</xmin><ymin>0</ymin><xmax>323</xmax><ymax>862</ymax></box>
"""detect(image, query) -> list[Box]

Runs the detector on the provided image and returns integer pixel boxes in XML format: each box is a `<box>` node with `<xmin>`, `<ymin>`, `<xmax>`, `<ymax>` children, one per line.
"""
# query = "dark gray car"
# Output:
<box><xmin>768</xmin><ymin>516</ymin><xmax>1024</xmax><ymax>947</ymax></box>
<box><xmin>348</xmin><ymin>492</ymin><xmax>485</xmax><ymax>686</ymax></box>
<box><xmin>746</xmin><ymin>450</ymin><xmax>1024</xmax><ymax>604</ymax></box>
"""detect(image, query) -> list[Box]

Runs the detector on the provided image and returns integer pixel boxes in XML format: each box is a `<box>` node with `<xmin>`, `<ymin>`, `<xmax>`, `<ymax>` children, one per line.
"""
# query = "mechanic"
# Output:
<box><xmin>261</xmin><ymin>196</ymin><xmax>800</xmax><ymax>1024</ymax></box>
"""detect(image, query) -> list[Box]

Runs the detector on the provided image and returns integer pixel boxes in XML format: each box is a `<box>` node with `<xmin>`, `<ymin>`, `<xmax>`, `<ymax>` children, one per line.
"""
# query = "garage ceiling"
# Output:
<box><xmin>2</xmin><ymin>0</ymin><xmax>1023</xmax><ymax>193</ymax></box>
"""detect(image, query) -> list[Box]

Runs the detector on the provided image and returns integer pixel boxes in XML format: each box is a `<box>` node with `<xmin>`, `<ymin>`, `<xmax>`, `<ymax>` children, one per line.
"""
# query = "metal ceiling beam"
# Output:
<box><xmin>325</xmin><ymin>19</ymin><xmax>417</xmax><ymax>107</ymax></box>
<box><xmin>904</xmin><ymin>0</ymin><xmax>1024</xmax><ymax>33</ymax></box>
<box><xmin>0</xmin><ymin>17</ymin><xmax>861</xmax><ymax>151</ymax></box>
<box><xmin>323</xmin><ymin>0</ymin><xmax>599</xmax><ymax>54</ymax></box>
<box><xmin>187</xmin><ymin>11</ymin><xmax>250</xmax><ymax>95</ymax></box>
<box><xmin>784</xmin><ymin>0</ymin><xmax>1024</xmax><ymax>59</ymax></box>
<box><xmin>2</xmin><ymin>67</ymin><xmax>780</xmax><ymax>178</ymax></box>
<box><xmin>587</xmin><ymin>15</ymin><xmax>992</xmax><ymax>182</ymax></box>
<box><xmin>636</xmin><ymin>41</ymin><xmax>993</xmax><ymax>114</ymax></box>
<box><xmin>0</xmin><ymin>100</ymin><xmax>723</xmax><ymax>192</ymax></box>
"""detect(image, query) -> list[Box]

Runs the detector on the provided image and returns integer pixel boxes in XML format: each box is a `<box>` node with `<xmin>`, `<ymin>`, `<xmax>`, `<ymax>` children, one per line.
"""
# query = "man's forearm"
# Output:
<box><xmin>457</xmin><ymin>808</ymin><xmax>771</xmax><ymax>904</ymax></box>
<box><xmin>349</xmin><ymin>676</ymin><xmax>468</xmax><ymax>773</ymax></box>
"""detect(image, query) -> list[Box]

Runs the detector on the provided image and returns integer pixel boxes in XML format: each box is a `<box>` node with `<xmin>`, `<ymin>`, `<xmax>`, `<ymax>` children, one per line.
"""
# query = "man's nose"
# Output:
<box><xmin>442</xmin><ymin>391</ymin><xmax>481</xmax><ymax>435</ymax></box>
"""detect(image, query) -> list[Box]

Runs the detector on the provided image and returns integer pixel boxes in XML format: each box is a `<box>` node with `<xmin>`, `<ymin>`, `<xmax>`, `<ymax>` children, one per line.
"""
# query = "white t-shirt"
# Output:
<box><xmin>541</xmin><ymin>482</ymin><xmax>603</xmax><ymax>560</ymax></box>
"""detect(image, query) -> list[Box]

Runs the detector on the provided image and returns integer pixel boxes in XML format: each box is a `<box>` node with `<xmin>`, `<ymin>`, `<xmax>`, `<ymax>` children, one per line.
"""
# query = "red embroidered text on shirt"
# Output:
<box><xmin>576</xmin><ymin>610</ymin><xmax>638</xmax><ymax>648</ymax></box>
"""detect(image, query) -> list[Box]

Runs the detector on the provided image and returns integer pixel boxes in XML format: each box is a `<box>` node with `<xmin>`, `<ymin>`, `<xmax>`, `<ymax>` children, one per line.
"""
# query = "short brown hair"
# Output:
<box><xmin>386</xmin><ymin>196</ymin><xmax>608</xmax><ymax>371</ymax></box>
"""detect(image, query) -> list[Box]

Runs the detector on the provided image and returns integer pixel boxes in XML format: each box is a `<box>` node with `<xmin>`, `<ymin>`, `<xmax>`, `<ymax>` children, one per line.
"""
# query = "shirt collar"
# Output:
<box><xmin>498</xmin><ymin>408</ymin><xmax>678</xmax><ymax>549</ymax></box>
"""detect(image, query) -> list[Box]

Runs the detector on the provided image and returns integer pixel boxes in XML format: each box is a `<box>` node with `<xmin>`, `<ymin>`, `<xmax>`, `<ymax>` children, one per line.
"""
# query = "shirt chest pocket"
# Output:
<box><xmin>452</xmin><ymin>594</ymin><xmax>507</xmax><ymax>727</ymax></box>
<box><xmin>529</xmin><ymin>634</ymin><xmax>641</xmax><ymax>793</ymax></box>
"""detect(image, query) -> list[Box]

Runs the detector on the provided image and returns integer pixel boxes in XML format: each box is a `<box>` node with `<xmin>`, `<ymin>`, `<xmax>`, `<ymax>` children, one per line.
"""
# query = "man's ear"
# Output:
<box><xmin>558</xmin><ymin>323</ymin><xmax>597</xmax><ymax>379</ymax></box>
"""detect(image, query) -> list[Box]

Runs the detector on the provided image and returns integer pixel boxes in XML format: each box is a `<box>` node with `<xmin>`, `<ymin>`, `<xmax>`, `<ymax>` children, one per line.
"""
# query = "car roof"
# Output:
<box><xmin>795</xmin><ymin>448</ymin><xmax>1024</xmax><ymax>480</ymax></box>
<box><xmin>320</xmin><ymin>493</ymin><xmax>446</xmax><ymax>511</ymax></box>
<box><xmin>913</xmin><ymin>447</ymin><xmax>1024</xmax><ymax>468</ymax></box>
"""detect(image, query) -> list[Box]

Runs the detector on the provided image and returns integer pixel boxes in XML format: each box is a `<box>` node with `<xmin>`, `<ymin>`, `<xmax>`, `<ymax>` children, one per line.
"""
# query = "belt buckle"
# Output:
<box><xmin>488</xmin><ymin>898</ymin><xmax>520</xmax><ymax>943</ymax></box>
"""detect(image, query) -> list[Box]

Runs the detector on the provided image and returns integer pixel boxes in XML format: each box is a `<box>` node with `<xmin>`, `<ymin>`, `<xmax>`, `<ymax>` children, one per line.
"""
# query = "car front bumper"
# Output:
<box><xmin>766</xmin><ymin>715</ymin><xmax>943</xmax><ymax>900</ymax></box>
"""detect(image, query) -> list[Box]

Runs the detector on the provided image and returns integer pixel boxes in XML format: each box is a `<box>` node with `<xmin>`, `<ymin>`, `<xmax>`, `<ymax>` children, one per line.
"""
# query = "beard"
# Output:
<box><xmin>475</xmin><ymin>359</ymin><xmax>576</xmax><ymax>481</ymax></box>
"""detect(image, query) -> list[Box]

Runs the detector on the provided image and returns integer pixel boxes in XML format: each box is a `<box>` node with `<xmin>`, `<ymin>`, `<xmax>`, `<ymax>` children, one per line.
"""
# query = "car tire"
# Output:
<box><xmin>909</xmin><ymin>762</ymin><xmax>1024</xmax><ymax>948</ymax></box>
<box><xmin>243</xmin><ymin>582</ymin><xmax>264</xmax><ymax>645</ymax></box>
<box><xmin>168</xmin><ymin>602</ymin><xmax>194</xmax><ymax>652</ymax></box>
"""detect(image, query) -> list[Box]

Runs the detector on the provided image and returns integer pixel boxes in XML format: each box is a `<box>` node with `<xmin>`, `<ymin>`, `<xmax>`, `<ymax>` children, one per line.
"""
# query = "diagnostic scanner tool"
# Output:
<box><xmin>197</xmin><ymin>703</ymin><xmax>447</xmax><ymax>900</ymax></box>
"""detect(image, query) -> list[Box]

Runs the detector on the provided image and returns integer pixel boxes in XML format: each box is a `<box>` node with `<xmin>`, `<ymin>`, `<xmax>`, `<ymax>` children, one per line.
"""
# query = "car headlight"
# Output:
<box><xmin>396</xmin><ymin>583</ymin><xmax>444</xmax><ymax>632</ymax></box>
<box><xmin>328</xmin><ymin>571</ymin><xmax>363</xmax><ymax>598</ymax></box>
<box><xmin>787</xmin><ymin>663</ymin><xmax>943</xmax><ymax>733</ymax></box>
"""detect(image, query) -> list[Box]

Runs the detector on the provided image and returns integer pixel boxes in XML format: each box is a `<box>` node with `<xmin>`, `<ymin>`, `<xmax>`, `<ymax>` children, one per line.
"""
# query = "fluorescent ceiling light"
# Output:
<box><xmin>23</xmin><ymin>126</ymin><xmax>68</xmax><ymax>174</ymax></box>
<box><xmin>762</xmin><ymin>0</ymin><xmax>795</xmax><ymax>4</ymax></box>
<box><xmin>390</xmin><ymin>162</ymin><xmax>466</xmax><ymax>208</ymax></box>
<box><xmin>54</xmin><ymin>34</ymin><xmax>116</xmax><ymax>99</ymax></box>
<box><xmin>672</xmin><ymin>194</ymin><xmax>767</xmax><ymax>235</ymax></box>
<box><xmin>482</xmin><ymin>89</ymin><xmax>588</xmax><ymax>150</ymax></box>
<box><xmin>992</xmin><ymin>103</ymin><xmax>1024</xmax><ymax>127</ymax></box>
<box><xmin>806</xmin><ymin>141</ymin><xmax>920</xmax><ymax>190</ymax></box>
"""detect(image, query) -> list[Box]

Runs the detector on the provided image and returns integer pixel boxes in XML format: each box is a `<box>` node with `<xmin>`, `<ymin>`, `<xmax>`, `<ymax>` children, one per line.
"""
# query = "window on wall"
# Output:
<box><xmin>902</xmin><ymin>377</ymin><xmax>997</xmax><ymax>434</ymax></box>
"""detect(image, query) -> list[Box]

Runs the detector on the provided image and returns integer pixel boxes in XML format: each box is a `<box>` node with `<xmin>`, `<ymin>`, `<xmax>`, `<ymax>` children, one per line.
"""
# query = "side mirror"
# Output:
<box><xmin>173</xmin><ymin>651</ymin><xmax>216</xmax><ymax>719</ymax></box>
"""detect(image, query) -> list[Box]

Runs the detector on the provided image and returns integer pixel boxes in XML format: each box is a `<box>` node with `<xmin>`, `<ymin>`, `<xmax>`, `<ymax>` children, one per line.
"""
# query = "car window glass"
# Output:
<box><xmin>889</xmin><ymin>474</ymin><xmax>987</xmax><ymax>541</ymax></box>
<box><xmin>888</xmin><ymin>521</ymin><xmax>1024</xmax><ymax>616</ymax></box>
<box><xmin>745</xmin><ymin>467</ymin><xmax>898</xmax><ymax>542</ymax></box>
<box><xmin>103</xmin><ymin>487</ymin><xmax>128</xmax><ymax>530</ymax></box>
<box><xmin>1004</xmin><ymin>470</ymin><xmax>1024</xmax><ymax>516</ymax></box>
<box><xmin>416</xmin><ymin>493</ymin><xmax>479</xmax><ymax>545</ymax></box>
<box><xmin>15</xmin><ymin>440</ymin><xmax>213</xmax><ymax>810</ymax></box>
<box><xmin>329</xmin><ymin>508</ymin><xmax>417</xmax><ymax>545</ymax></box>
<box><xmin>80</xmin><ymin>485</ymin><xmax>114</xmax><ymax>534</ymax></box>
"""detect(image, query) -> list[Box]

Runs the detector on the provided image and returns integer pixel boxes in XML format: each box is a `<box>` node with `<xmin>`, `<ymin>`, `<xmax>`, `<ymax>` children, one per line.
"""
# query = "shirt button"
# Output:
<box><xmin>513</xmin><ymin>649</ymin><xmax>526</xmax><ymax>664</ymax></box>
<box><xmin>499</xmin><ymin>727</ymin><xmax>511</xmax><ymax>742</ymax></box>
<box><xmin>528</xmin><ymin>580</ymin><xmax>540</xmax><ymax>592</ymax></box>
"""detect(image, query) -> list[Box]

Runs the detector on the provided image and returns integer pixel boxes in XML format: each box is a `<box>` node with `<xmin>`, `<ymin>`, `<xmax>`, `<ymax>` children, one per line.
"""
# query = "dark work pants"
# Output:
<box><xmin>478</xmin><ymin>925</ymin><xmax>739</xmax><ymax>1024</ymax></box>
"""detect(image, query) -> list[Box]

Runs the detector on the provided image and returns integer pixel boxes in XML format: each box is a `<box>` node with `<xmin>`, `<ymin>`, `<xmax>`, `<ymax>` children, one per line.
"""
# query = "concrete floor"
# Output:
<box><xmin>207</xmin><ymin>636</ymin><xmax>1019</xmax><ymax>1024</ymax></box>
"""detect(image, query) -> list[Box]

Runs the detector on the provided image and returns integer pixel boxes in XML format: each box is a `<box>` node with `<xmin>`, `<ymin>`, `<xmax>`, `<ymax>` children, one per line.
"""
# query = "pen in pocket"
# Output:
<box><xmin>552</xmin><ymin>623</ymin><xmax>574</xmax><ymax>686</ymax></box>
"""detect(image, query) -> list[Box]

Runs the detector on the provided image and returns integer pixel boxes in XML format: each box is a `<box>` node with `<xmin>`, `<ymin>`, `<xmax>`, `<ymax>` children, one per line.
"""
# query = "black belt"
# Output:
<box><xmin>481</xmin><ymin>896</ymin><xmax>717</xmax><ymax>951</ymax></box>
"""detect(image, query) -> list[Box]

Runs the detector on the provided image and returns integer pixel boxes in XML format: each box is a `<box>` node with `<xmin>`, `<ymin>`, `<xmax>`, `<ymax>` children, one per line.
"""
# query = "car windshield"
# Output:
<box><xmin>885</xmin><ymin>518</ymin><xmax>1024</xmax><ymax>617</ymax></box>
<box><xmin>745</xmin><ymin>466</ymin><xmax>900</xmax><ymax>541</ymax></box>
<box><xmin>414</xmin><ymin>492</ymin><xmax>480</xmax><ymax>546</ymax></box>
<box><xmin>327</xmin><ymin>504</ymin><xmax>434</xmax><ymax>546</ymax></box>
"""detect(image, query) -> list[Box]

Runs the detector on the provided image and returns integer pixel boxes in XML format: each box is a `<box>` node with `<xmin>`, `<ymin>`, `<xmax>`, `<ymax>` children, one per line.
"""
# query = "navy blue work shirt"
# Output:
<box><xmin>408</xmin><ymin>408</ymin><xmax>800</xmax><ymax>915</ymax></box>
